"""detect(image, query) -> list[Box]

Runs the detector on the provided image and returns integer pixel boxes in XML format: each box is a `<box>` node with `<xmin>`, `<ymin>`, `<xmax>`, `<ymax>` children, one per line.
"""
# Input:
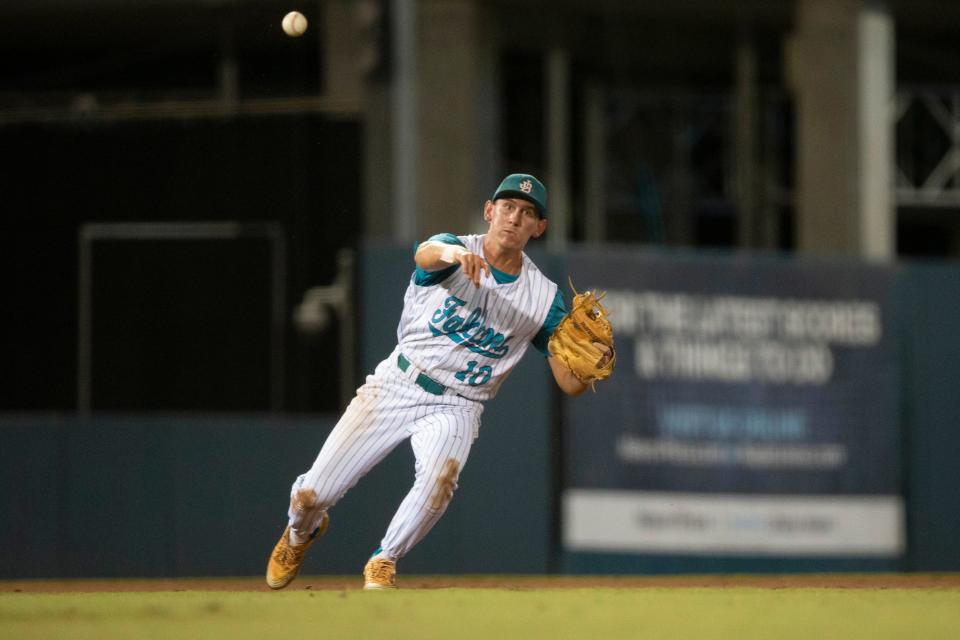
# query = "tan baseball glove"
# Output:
<box><xmin>548</xmin><ymin>281</ymin><xmax>616</xmax><ymax>389</ymax></box>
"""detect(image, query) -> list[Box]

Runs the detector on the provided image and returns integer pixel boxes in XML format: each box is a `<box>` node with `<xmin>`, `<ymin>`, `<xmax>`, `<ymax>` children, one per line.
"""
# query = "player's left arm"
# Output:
<box><xmin>533</xmin><ymin>289</ymin><xmax>609</xmax><ymax>396</ymax></box>
<box><xmin>533</xmin><ymin>289</ymin><xmax>615</xmax><ymax>396</ymax></box>
<box><xmin>548</xmin><ymin>354</ymin><xmax>591</xmax><ymax>396</ymax></box>
<box><xmin>548</xmin><ymin>347</ymin><xmax>613</xmax><ymax>396</ymax></box>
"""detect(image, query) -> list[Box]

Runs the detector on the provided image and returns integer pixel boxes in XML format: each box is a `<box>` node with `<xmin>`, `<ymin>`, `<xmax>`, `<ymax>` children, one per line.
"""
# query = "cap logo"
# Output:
<box><xmin>519</xmin><ymin>179</ymin><xmax>533</xmax><ymax>194</ymax></box>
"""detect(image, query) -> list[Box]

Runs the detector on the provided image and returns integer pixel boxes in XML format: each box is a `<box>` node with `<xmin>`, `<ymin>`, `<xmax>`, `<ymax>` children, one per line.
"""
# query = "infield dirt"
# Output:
<box><xmin>4</xmin><ymin>573</ymin><xmax>960</xmax><ymax>592</ymax></box>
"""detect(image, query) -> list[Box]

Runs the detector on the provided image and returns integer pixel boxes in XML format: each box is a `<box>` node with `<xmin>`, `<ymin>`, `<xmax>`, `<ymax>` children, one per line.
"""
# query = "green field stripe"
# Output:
<box><xmin>1</xmin><ymin>588</ymin><xmax>959</xmax><ymax>640</ymax></box>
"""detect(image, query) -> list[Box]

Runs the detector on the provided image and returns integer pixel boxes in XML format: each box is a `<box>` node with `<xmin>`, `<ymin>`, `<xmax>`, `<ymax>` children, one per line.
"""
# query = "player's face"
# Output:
<box><xmin>484</xmin><ymin>198</ymin><xmax>547</xmax><ymax>250</ymax></box>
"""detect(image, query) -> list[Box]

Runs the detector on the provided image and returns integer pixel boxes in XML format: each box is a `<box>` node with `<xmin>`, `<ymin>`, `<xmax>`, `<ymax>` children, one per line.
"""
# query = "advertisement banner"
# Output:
<box><xmin>563</xmin><ymin>251</ymin><xmax>903</xmax><ymax>556</ymax></box>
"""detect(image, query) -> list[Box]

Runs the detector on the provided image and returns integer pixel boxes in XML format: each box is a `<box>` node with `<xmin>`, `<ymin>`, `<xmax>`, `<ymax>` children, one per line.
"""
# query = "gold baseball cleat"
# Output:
<box><xmin>363</xmin><ymin>557</ymin><xmax>397</xmax><ymax>590</ymax></box>
<box><xmin>265</xmin><ymin>513</ymin><xmax>329</xmax><ymax>590</ymax></box>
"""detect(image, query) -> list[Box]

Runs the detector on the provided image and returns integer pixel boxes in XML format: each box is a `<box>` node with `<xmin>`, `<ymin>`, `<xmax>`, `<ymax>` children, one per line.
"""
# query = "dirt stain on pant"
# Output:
<box><xmin>291</xmin><ymin>488</ymin><xmax>317</xmax><ymax>513</ymax></box>
<box><xmin>429</xmin><ymin>458</ymin><xmax>460</xmax><ymax>510</ymax></box>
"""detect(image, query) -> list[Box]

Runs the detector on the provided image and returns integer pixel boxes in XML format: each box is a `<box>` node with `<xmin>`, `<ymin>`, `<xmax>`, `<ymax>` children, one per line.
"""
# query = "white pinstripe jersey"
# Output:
<box><xmin>396</xmin><ymin>234</ymin><xmax>558</xmax><ymax>402</ymax></box>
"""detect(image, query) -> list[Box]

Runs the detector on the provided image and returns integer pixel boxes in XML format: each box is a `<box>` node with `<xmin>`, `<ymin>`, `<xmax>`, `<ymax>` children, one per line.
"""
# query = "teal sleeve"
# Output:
<box><xmin>414</xmin><ymin>233</ymin><xmax>465</xmax><ymax>286</ymax></box>
<box><xmin>531</xmin><ymin>288</ymin><xmax>567</xmax><ymax>356</ymax></box>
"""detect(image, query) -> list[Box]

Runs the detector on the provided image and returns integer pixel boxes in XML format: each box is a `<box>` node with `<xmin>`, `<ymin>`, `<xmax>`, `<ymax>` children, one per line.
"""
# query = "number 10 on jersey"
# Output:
<box><xmin>455</xmin><ymin>360</ymin><xmax>492</xmax><ymax>386</ymax></box>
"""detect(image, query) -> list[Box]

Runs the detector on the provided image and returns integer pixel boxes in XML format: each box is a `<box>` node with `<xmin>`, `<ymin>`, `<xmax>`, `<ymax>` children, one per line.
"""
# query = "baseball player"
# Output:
<box><xmin>266</xmin><ymin>173</ymin><xmax>614</xmax><ymax>589</ymax></box>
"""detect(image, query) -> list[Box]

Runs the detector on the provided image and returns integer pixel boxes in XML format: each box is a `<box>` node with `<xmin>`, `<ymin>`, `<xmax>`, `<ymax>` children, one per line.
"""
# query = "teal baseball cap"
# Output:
<box><xmin>492</xmin><ymin>173</ymin><xmax>547</xmax><ymax>218</ymax></box>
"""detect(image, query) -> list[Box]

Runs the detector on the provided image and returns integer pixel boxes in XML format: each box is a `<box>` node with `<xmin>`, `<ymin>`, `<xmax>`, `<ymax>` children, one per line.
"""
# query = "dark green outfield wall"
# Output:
<box><xmin>0</xmin><ymin>401</ymin><xmax>553</xmax><ymax>578</ymax></box>
<box><xmin>898</xmin><ymin>264</ymin><xmax>960</xmax><ymax>571</ymax></box>
<box><xmin>1</xmin><ymin>415</ymin><xmax>335</xmax><ymax>578</ymax></box>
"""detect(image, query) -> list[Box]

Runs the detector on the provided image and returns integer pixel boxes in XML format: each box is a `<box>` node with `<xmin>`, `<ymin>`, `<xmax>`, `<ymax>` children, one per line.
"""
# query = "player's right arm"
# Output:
<box><xmin>415</xmin><ymin>236</ymin><xmax>488</xmax><ymax>287</ymax></box>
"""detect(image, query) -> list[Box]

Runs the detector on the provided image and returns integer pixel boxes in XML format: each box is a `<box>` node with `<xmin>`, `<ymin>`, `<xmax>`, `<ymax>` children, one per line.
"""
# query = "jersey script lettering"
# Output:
<box><xmin>427</xmin><ymin>295</ymin><xmax>512</xmax><ymax>359</ymax></box>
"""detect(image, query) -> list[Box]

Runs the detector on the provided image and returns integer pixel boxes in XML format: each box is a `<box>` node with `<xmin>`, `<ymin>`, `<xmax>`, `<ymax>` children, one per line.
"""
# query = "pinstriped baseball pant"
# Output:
<box><xmin>287</xmin><ymin>348</ymin><xmax>482</xmax><ymax>561</ymax></box>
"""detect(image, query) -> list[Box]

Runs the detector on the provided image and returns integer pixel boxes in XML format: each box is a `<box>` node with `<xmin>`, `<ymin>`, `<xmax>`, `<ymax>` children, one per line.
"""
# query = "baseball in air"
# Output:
<box><xmin>282</xmin><ymin>11</ymin><xmax>308</xmax><ymax>37</ymax></box>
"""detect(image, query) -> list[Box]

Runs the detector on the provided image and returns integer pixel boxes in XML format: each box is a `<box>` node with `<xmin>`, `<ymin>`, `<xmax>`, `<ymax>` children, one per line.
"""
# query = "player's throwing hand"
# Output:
<box><xmin>415</xmin><ymin>241</ymin><xmax>490</xmax><ymax>288</ymax></box>
<box><xmin>457</xmin><ymin>252</ymin><xmax>489</xmax><ymax>288</ymax></box>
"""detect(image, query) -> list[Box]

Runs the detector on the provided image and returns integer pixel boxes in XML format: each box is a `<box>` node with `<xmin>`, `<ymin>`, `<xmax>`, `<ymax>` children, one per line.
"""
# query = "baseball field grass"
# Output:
<box><xmin>2</xmin><ymin>576</ymin><xmax>959</xmax><ymax>640</ymax></box>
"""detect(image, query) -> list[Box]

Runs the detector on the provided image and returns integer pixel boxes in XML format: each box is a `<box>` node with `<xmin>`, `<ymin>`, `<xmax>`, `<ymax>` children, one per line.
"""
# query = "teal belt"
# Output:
<box><xmin>397</xmin><ymin>353</ymin><xmax>447</xmax><ymax>396</ymax></box>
